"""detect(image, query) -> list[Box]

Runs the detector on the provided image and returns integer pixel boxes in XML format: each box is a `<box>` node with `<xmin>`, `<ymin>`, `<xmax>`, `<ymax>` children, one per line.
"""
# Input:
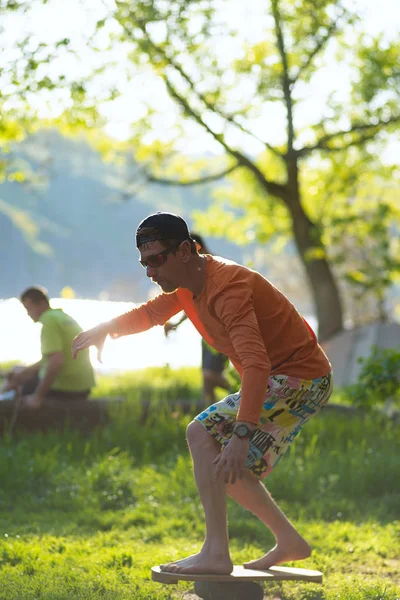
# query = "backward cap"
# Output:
<box><xmin>136</xmin><ymin>212</ymin><xmax>191</xmax><ymax>247</ymax></box>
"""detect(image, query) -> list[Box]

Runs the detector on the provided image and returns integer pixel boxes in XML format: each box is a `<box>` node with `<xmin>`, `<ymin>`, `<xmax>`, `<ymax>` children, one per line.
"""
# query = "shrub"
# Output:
<box><xmin>349</xmin><ymin>346</ymin><xmax>400</xmax><ymax>408</ymax></box>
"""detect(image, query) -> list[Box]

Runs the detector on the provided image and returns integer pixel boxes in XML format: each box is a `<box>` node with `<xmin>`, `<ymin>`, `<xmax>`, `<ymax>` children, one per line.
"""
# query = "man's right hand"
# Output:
<box><xmin>2</xmin><ymin>368</ymin><xmax>22</xmax><ymax>392</ymax></box>
<box><xmin>2</xmin><ymin>376</ymin><xmax>17</xmax><ymax>392</ymax></box>
<box><xmin>164</xmin><ymin>322</ymin><xmax>177</xmax><ymax>337</ymax></box>
<box><xmin>72</xmin><ymin>322</ymin><xmax>113</xmax><ymax>362</ymax></box>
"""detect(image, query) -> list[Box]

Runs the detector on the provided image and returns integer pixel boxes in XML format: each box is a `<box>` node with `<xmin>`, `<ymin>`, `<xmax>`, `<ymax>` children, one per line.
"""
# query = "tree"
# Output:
<box><xmin>0</xmin><ymin>0</ymin><xmax>113</xmax><ymax>254</ymax></box>
<box><xmin>5</xmin><ymin>0</ymin><xmax>400</xmax><ymax>338</ymax></box>
<box><xmin>0</xmin><ymin>0</ymin><xmax>110</xmax><ymax>184</ymax></box>
<box><xmin>93</xmin><ymin>0</ymin><xmax>399</xmax><ymax>340</ymax></box>
<box><xmin>1</xmin><ymin>0</ymin><xmax>66</xmax><ymax>179</ymax></box>
<box><xmin>325</xmin><ymin>177</ymin><xmax>400</xmax><ymax>325</ymax></box>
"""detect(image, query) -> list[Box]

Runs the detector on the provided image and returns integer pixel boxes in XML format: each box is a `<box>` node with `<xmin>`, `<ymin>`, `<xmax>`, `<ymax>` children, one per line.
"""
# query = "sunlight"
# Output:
<box><xmin>0</xmin><ymin>298</ymin><xmax>202</xmax><ymax>372</ymax></box>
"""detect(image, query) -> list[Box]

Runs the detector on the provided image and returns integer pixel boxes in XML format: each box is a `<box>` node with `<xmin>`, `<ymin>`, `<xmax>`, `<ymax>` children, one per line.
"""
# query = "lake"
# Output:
<box><xmin>0</xmin><ymin>297</ymin><xmax>317</xmax><ymax>372</ymax></box>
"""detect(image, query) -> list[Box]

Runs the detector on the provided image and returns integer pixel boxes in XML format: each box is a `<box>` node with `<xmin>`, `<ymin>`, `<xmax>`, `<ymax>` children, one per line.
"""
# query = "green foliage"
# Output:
<box><xmin>93</xmin><ymin>365</ymin><xmax>202</xmax><ymax>402</ymax></box>
<box><xmin>4</xmin><ymin>0</ymin><xmax>400</xmax><ymax>336</ymax></box>
<box><xmin>225</xmin><ymin>362</ymin><xmax>242</xmax><ymax>390</ymax></box>
<box><xmin>0</xmin><ymin>0</ymin><xmax>106</xmax><ymax>192</ymax></box>
<box><xmin>0</xmin><ymin>360</ymin><xmax>19</xmax><ymax>373</ymax></box>
<box><xmin>0</xmin><ymin>366</ymin><xmax>399</xmax><ymax>597</ymax></box>
<box><xmin>105</xmin><ymin>0</ymin><xmax>399</xmax><ymax>336</ymax></box>
<box><xmin>323</xmin><ymin>180</ymin><xmax>400</xmax><ymax>324</ymax></box>
<box><xmin>90</xmin><ymin>450</ymin><xmax>138</xmax><ymax>511</ymax></box>
<box><xmin>354</xmin><ymin>35</ymin><xmax>400</xmax><ymax>111</ymax></box>
<box><xmin>349</xmin><ymin>346</ymin><xmax>400</xmax><ymax>408</ymax></box>
<box><xmin>193</xmin><ymin>154</ymin><xmax>292</xmax><ymax>246</ymax></box>
<box><xmin>299</xmin><ymin>156</ymin><xmax>400</xmax><ymax>325</ymax></box>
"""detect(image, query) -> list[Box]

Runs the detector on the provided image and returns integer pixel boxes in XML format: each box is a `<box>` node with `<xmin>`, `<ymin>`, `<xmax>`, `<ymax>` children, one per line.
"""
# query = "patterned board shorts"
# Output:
<box><xmin>195</xmin><ymin>371</ymin><xmax>333</xmax><ymax>479</ymax></box>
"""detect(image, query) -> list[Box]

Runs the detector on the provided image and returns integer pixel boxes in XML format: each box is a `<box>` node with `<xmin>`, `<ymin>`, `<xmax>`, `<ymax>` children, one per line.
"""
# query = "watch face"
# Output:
<box><xmin>234</xmin><ymin>424</ymin><xmax>252</xmax><ymax>438</ymax></box>
<box><xmin>236</xmin><ymin>424</ymin><xmax>248</xmax><ymax>437</ymax></box>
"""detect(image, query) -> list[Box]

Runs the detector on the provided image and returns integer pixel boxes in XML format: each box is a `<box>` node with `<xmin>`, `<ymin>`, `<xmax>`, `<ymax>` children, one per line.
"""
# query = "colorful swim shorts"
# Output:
<box><xmin>194</xmin><ymin>371</ymin><xmax>333</xmax><ymax>479</ymax></box>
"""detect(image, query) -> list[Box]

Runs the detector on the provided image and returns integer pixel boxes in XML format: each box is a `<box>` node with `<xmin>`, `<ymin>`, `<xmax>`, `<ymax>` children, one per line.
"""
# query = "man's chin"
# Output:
<box><xmin>158</xmin><ymin>282</ymin><xmax>177</xmax><ymax>294</ymax></box>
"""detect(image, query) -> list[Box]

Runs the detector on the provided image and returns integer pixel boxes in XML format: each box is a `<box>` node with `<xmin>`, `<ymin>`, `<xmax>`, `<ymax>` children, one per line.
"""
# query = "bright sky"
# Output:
<box><xmin>3</xmin><ymin>0</ymin><xmax>399</xmax><ymax>156</ymax></box>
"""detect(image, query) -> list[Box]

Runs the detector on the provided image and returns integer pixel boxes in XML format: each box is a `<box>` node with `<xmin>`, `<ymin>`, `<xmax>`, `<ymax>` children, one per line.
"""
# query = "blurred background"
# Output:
<box><xmin>0</xmin><ymin>4</ymin><xmax>399</xmax><ymax>600</ymax></box>
<box><xmin>0</xmin><ymin>0</ymin><xmax>399</xmax><ymax>380</ymax></box>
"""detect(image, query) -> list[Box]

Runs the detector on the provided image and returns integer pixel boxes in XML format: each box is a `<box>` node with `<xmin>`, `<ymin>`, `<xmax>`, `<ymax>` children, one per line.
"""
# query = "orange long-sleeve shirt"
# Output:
<box><xmin>113</xmin><ymin>255</ymin><xmax>331</xmax><ymax>424</ymax></box>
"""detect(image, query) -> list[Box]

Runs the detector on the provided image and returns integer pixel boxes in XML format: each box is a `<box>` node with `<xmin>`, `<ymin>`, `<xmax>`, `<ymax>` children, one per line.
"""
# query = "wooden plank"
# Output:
<box><xmin>151</xmin><ymin>565</ymin><xmax>323</xmax><ymax>584</ymax></box>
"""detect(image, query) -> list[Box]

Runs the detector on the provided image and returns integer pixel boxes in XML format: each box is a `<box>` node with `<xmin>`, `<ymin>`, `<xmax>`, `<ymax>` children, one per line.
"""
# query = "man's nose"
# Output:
<box><xmin>146</xmin><ymin>265</ymin><xmax>157</xmax><ymax>278</ymax></box>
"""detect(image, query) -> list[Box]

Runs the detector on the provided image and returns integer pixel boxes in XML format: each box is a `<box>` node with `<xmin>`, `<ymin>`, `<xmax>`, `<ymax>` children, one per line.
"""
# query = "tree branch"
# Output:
<box><xmin>297</xmin><ymin>116</ymin><xmax>400</xmax><ymax>156</ymax></box>
<box><xmin>292</xmin><ymin>17</ymin><xmax>341</xmax><ymax>84</ymax></box>
<box><xmin>163</xmin><ymin>76</ymin><xmax>289</xmax><ymax>200</ymax></box>
<box><xmin>125</xmin><ymin>18</ymin><xmax>283</xmax><ymax>159</ymax></box>
<box><xmin>271</xmin><ymin>0</ymin><xmax>294</xmax><ymax>154</ymax></box>
<box><xmin>164</xmin><ymin>51</ymin><xmax>283</xmax><ymax>157</ymax></box>
<box><xmin>115</xmin><ymin>10</ymin><xmax>289</xmax><ymax>201</ymax></box>
<box><xmin>145</xmin><ymin>163</ymin><xmax>240</xmax><ymax>186</ymax></box>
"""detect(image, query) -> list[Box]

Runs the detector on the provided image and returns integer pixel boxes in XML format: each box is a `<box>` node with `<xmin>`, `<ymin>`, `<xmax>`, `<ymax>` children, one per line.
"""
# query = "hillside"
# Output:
<box><xmin>0</xmin><ymin>130</ymin><xmax>245</xmax><ymax>301</ymax></box>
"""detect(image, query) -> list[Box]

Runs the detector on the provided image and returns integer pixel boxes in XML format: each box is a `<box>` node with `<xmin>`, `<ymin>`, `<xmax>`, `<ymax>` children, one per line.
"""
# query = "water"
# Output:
<box><xmin>0</xmin><ymin>297</ymin><xmax>317</xmax><ymax>373</ymax></box>
<box><xmin>0</xmin><ymin>297</ymin><xmax>202</xmax><ymax>372</ymax></box>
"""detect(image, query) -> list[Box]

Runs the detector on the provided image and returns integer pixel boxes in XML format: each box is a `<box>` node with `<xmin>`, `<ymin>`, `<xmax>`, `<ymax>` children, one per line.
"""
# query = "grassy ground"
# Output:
<box><xmin>0</xmin><ymin>367</ymin><xmax>399</xmax><ymax>599</ymax></box>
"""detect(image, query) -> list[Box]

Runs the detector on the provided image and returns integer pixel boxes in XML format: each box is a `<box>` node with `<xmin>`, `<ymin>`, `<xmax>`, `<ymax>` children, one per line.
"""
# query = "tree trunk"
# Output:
<box><xmin>288</xmin><ymin>201</ymin><xmax>344</xmax><ymax>341</ymax></box>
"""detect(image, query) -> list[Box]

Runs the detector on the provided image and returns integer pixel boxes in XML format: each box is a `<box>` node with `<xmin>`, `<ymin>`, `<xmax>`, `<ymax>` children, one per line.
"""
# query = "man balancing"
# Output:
<box><xmin>72</xmin><ymin>212</ymin><xmax>333</xmax><ymax>576</ymax></box>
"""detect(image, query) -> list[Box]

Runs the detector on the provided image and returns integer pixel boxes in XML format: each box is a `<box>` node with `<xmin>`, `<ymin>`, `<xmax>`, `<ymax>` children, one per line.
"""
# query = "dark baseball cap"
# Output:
<box><xmin>136</xmin><ymin>212</ymin><xmax>192</xmax><ymax>247</ymax></box>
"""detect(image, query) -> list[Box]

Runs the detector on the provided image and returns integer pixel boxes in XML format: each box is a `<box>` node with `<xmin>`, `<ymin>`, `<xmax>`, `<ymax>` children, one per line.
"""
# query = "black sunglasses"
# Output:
<box><xmin>139</xmin><ymin>245</ymin><xmax>178</xmax><ymax>269</ymax></box>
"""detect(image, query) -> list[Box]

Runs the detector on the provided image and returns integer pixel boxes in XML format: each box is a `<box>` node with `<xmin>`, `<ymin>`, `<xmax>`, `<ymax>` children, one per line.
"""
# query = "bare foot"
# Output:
<box><xmin>160</xmin><ymin>550</ymin><xmax>233</xmax><ymax>575</ymax></box>
<box><xmin>244</xmin><ymin>534</ymin><xmax>311</xmax><ymax>570</ymax></box>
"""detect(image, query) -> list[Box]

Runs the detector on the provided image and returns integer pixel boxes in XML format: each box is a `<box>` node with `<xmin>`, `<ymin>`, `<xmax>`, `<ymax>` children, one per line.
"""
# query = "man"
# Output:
<box><xmin>72</xmin><ymin>212</ymin><xmax>333</xmax><ymax>576</ymax></box>
<box><xmin>164</xmin><ymin>233</ymin><xmax>230</xmax><ymax>403</ymax></box>
<box><xmin>4</xmin><ymin>287</ymin><xmax>95</xmax><ymax>407</ymax></box>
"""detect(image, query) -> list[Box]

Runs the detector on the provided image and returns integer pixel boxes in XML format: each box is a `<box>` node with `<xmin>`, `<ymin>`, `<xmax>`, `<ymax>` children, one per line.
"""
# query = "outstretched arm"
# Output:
<box><xmin>73</xmin><ymin>292</ymin><xmax>184</xmax><ymax>360</ymax></box>
<box><xmin>114</xmin><ymin>292</ymin><xmax>182</xmax><ymax>339</ymax></box>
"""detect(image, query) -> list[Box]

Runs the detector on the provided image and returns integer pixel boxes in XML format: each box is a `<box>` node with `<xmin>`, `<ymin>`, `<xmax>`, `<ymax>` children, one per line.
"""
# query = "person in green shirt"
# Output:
<box><xmin>4</xmin><ymin>287</ymin><xmax>95</xmax><ymax>408</ymax></box>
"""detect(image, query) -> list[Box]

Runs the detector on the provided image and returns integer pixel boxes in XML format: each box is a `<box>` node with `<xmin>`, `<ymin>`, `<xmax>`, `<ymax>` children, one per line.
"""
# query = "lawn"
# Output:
<box><xmin>0</xmin><ymin>367</ymin><xmax>399</xmax><ymax>599</ymax></box>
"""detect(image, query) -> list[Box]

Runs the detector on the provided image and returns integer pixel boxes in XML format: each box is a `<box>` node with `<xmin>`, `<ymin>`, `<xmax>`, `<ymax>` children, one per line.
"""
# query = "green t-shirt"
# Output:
<box><xmin>39</xmin><ymin>308</ymin><xmax>95</xmax><ymax>393</ymax></box>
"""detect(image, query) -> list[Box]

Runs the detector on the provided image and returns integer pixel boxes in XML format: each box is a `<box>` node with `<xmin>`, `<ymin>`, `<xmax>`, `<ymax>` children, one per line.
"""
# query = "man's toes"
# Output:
<box><xmin>161</xmin><ymin>563</ymin><xmax>180</xmax><ymax>573</ymax></box>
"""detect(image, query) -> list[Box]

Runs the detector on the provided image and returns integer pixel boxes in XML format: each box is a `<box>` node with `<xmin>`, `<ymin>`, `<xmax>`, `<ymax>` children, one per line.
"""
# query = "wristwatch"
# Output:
<box><xmin>233</xmin><ymin>423</ymin><xmax>254</xmax><ymax>439</ymax></box>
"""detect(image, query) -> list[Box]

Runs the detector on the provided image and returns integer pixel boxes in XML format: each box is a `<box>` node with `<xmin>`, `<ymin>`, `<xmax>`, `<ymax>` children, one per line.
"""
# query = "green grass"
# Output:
<box><xmin>0</xmin><ymin>367</ymin><xmax>399</xmax><ymax>599</ymax></box>
<box><xmin>92</xmin><ymin>365</ymin><xmax>203</xmax><ymax>402</ymax></box>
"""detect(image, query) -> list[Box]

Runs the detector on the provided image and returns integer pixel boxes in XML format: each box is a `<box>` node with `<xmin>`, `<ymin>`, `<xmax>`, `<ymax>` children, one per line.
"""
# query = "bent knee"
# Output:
<box><xmin>186</xmin><ymin>420</ymin><xmax>211</xmax><ymax>448</ymax></box>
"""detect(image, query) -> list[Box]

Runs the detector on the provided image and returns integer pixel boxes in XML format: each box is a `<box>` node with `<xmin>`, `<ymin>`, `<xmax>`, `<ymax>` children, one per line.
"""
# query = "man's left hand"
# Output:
<box><xmin>24</xmin><ymin>394</ymin><xmax>43</xmax><ymax>409</ymax></box>
<box><xmin>213</xmin><ymin>435</ymin><xmax>250</xmax><ymax>485</ymax></box>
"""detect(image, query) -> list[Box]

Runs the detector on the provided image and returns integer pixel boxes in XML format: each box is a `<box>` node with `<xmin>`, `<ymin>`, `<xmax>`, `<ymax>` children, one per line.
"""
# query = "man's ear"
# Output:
<box><xmin>179</xmin><ymin>240</ymin><xmax>192</xmax><ymax>263</ymax></box>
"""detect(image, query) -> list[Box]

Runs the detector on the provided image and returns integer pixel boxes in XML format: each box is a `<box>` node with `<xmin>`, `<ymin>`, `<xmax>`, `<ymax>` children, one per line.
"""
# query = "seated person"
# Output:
<box><xmin>3</xmin><ymin>286</ymin><xmax>95</xmax><ymax>407</ymax></box>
